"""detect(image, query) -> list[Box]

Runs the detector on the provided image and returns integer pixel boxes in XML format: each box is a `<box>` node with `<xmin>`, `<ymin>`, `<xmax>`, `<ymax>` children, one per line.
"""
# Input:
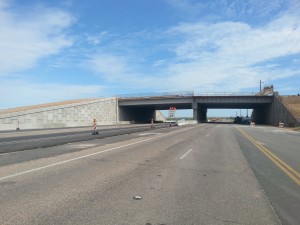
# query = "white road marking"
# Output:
<box><xmin>67</xmin><ymin>144</ymin><xmax>96</xmax><ymax>149</ymax></box>
<box><xmin>0</xmin><ymin>126</ymin><xmax>198</xmax><ymax>181</ymax></box>
<box><xmin>180</xmin><ymin>149</ymin><xmax>193</xmax><ymax>160</ymax></box>
<box><xmin>206</xmin><ymin>125</ymin><xmax>218</xmax><ymax>137</ymax></box>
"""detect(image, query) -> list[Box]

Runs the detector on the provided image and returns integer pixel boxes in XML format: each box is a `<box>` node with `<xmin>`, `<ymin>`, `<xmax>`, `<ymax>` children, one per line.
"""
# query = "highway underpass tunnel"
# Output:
<box><xmin>118</xmin><ymin>106</ymin><xmax>156</xmax><ymax>123</ymax></box>
<box><xmin>251</xmin><ymin>104</ymin><xmax>273</xmax><ymax>125</ymax></box>
<box><xmin>206</xmin><ymin>109</ymin><xmax>253</xmax><ymax>123</ymax></box>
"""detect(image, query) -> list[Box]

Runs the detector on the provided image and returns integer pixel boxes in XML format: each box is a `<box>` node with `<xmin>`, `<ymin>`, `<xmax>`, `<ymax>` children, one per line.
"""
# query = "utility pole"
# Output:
<box><xmin>259</xmin><ymin>80</ymin><xmax>264</xmax><ymax>92</ymax></box>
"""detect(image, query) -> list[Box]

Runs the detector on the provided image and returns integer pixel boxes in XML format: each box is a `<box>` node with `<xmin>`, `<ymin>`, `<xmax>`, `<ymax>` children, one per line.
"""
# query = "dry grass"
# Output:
<box><xmin>281</xmin><ymin>96</ymin><xmax>300</xmax><ymax>119</ymax></box>
<box><xmin>281</xmin><ymin>96</ymin><xmax>300</xmax><ymax>104</ymax></box>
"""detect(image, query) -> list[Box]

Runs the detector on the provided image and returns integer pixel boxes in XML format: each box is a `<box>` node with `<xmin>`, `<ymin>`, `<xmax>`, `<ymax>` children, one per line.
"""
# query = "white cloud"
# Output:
<box><xmin>163</xmin><ymin>12</ymin><xmax>300</xmax><ymax>91</ymax></box>
<box><xmin>83</xmin><ymin>2</ymin><xmax>300</xmax><ymax>94</ymax></box>
<box><xmin>66</xmin><ymin>0</ymin><xmax>300</xmax><ymax>97</ymax></box>
<box><xmin>86</xmin><ymin>32</ymin><xmax>109</xmax><ymax>45</ymax></box>
<box><xmin>0</xmin><ymin>1</ymin><xmax>74</xmax><ymax>76</ymax></box>
<box><xmin>87</xmin><ymin>53</ymin><xmax>130</xmax><ymax>82</ymax></box>
<box><xmin>86</xmin><ymin>52</ymin><xmax>171</xmax><ymax>92</ymax></box>
<box><xmin>0</xmin><ymin>79</ymin><xmax>103</xmax><ymax>109</ymax></box>
<box><xmin>164</xmin><ymin>0</ymin><xmax>299</xmax><ymax>22</ymax></box>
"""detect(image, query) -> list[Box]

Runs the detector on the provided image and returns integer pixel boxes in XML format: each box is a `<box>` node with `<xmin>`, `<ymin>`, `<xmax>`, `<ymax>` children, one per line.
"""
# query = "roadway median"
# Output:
<box><xmin>0</xmin><ymin>123</ymin><xmax>173</xmax><ymax>154</ymax></box>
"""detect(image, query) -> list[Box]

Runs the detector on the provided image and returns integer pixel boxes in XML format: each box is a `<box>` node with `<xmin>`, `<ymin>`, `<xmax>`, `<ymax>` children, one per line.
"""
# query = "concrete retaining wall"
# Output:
<box><xmin>155</xmin><ymin>110</ymin><xmax>166</xmax><ymax>122</ymax></box>
<box><xmin>0</xmin><ymin>98</ymin><xmax>118</xmax><ymax>131</ymax></box>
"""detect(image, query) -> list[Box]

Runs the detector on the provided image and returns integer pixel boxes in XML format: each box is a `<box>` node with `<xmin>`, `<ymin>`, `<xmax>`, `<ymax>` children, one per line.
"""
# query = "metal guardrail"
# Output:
<box><xmin>194</xmin><ymin>92</ymin><xmax>257</xmax><ymax>96</ymax></box>
<box><xmin>117</xmin><ymin>91</ymin><xmax>265</xmax><ymax>99</ymax></box>
<box><xmin>117</xmin><ymin>91</ymin><xmax>194</xmax><ymax>99</ymax></box>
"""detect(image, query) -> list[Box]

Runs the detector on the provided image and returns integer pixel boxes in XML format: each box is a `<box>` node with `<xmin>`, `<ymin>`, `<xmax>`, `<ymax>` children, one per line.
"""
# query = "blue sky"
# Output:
<box><xmin>0</xmin><ymin>0</ymin><xmax>300</xmax><ymax>116</ymax></box>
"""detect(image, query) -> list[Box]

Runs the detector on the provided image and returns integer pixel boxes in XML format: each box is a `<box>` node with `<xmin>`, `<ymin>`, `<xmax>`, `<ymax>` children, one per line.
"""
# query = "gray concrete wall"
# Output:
<box><xmin>0</xmin><ymin>98</ymin><xmax>118</xmax><ymax>131</ymax></box>
<box><xmin>155</xmin><ymin>110</ymin><xmax>166</xmax><ymax>122</ymax></box>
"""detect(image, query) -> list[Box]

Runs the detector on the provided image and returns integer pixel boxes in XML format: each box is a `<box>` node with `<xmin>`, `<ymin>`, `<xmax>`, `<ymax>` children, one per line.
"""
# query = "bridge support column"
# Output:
<box><xmin>192</xmin><ymin>103</ymin><xmax>199</xmax><ymax>123</ymax></box>
<box><xmin>199</xmin><ymin>107</ymin><xmax>207</xmax><ymax>122</ymax></box>
<box><xmin>192</xmin><ymin>105</ymin><xmax>207</xmax><ymax>123</ymax></box>
<box><xmin>193</xmin><ymin>103</ymin><xmax>207</xmax><ymax>123</ymax></box>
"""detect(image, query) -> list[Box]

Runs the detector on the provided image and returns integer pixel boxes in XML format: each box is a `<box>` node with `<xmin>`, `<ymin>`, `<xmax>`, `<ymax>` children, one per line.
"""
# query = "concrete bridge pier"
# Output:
<box><xmin>193</xmin><ymin>103</ymin><xmax>207</xmax><ymax>123</ymax></box>
<box><xmin>192</xmin><ymin>103</ymin><xmax>199</xmax><ymax>122</ymax></box>
<box><xmin>199</xmin><ymin>107</ymin><xmax>207</xmax><ymax>122</ymax></box>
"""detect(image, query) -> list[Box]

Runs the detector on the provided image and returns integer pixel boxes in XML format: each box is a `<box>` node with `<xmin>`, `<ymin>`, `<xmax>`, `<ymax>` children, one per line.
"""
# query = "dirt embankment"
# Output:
<box><xmin>280</xmin><ymin>96</ymin><xmax>300</xmax><ymax>120</ymax></box>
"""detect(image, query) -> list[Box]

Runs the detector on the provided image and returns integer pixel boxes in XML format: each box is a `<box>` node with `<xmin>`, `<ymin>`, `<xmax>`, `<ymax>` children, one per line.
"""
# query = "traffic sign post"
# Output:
<box><xmin>168</xmin><ymin>107</ymin><xmax>176</xmax><ymax>118</ymax></box>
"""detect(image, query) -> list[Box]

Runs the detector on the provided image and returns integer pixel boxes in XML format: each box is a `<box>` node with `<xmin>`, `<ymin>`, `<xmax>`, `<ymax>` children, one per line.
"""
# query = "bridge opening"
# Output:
<box><xmin>118</xmin><ymin>94</ymin><xmax>274</xmax><ymax>125</ymax></box>
<box><xmin>207</xmin><ymin>109</ymin><xmax>253</xmax><ymax>124</ymax></box>
<box><xmin>161</xmin><ymin>109</ymin><xmax>193</xmax><ymax>120</ymax></box>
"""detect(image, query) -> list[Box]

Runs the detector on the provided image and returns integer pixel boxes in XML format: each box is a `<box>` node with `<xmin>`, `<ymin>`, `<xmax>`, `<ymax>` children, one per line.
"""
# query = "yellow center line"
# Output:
<box><xmin>237</xmin><ymin>127</ymin><xmax>300</xmax><ymax>186</ymax></box>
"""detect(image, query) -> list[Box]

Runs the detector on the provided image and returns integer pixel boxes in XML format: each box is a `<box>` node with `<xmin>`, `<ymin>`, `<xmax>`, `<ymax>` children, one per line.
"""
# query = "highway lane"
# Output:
<box><xmin>234</xmin><ymin>125</ymin><xmax>300</xmax><ymax>225</ymax></box>
<box><xmin>0</xmin><ymin>124</ymin><xmax>162</xmax><ymax>142</ymax></box>
<box><xmin>0</xmin><ymin>126</ymin><xmax>178</xmax><ymax>167</ymax></box>
<box><xmin>0</xmin><ymin>123</ymin><xmax>170</xmax><ymax>153</ymax></box>
<box><xmin>0</xmin><ymin>124</ymin><xmax>284</xmax><ymax>225</ymax></box>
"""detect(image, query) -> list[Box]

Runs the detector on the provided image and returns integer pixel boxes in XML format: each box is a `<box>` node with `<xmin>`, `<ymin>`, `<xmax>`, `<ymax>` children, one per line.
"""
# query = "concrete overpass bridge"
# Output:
<box><xmin>118</xmin><ymin>91</ymin><xmax>275</xmax><ymax>124</ymax></box>
<box><xmin>1</xmin><ymin>91</ymin><xmax>299</xmax><ymax>130</ymax></box>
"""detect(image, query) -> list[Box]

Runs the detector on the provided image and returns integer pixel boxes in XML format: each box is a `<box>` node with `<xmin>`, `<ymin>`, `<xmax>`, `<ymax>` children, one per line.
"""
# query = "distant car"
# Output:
<box><xmin>169</xmin><ymin>121</ymin><xmax>178</xmax><ymax>126</ymax></box>
<box><xmin>234</xmin><ymin>116</ymin><xmax>251</xmax><ymax>124</ymax></box>
<box><xmin>242</xmin><ymin>117</ymin><xmax>251</xmax><ymax>124</ymax></box>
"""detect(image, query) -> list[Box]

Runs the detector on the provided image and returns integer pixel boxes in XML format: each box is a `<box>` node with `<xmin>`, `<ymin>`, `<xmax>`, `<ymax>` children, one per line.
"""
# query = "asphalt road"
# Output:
<box><xmin>0</xmin><ymin>124</ymin><xmax>299</xmax><ymax>225</ymax></box>
<box><xmin>234</xmin><ymin>125</ymin><xmax>300</xmax><ymax>225</ymax></box>
<box><xmin>0</xmin><ymin>123</ymin><xmax>169</xmax><ymax>153</ymax></box>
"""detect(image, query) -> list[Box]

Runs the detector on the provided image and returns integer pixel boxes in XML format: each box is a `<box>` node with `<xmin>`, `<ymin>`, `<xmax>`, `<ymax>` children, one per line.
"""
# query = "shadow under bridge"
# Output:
<box><xmin>117</xmin><ymin>94</ymin><xmax>274</xmax><ymax>124</ymax></box>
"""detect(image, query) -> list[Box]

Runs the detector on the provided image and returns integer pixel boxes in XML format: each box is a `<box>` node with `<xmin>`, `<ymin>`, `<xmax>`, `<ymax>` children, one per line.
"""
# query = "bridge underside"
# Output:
<box><xmin>118</xmin><ymin>102</ymin><xmax>273</xmax><ymax>124</ymax></box>
<box><xmin>193</xmin><ymin>103</ymin><xmax>273</xmax><ymax>123</ymax></box>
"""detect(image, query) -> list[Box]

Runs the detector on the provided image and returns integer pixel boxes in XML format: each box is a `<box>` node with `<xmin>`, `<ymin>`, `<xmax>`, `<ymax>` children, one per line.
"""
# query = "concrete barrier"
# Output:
<box><xmin>177</xmin><ymin>119</ymin><xmax>186</xmax><ymax>126</ymax></box>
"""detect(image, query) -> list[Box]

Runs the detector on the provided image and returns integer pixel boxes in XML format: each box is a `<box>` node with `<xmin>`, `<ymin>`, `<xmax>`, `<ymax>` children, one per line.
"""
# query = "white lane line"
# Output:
<box><xmin>180</xmin><ymin>149</ymin><xmax>193</xmax><ymax>160</ymax></box>
<box><xmin>67</xmin><ymin>144</ymin><xmax>96</xmax><ymax>149</ymax></box>
<box><xmin>206</xmin><ymin>125</ymin><xmax>218</xmax><ymax>137</ymax></box>
<box><xmin>0</xmin><ymin>126</ymin><xmax>197</xmax><ymax>181</ymax></box>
